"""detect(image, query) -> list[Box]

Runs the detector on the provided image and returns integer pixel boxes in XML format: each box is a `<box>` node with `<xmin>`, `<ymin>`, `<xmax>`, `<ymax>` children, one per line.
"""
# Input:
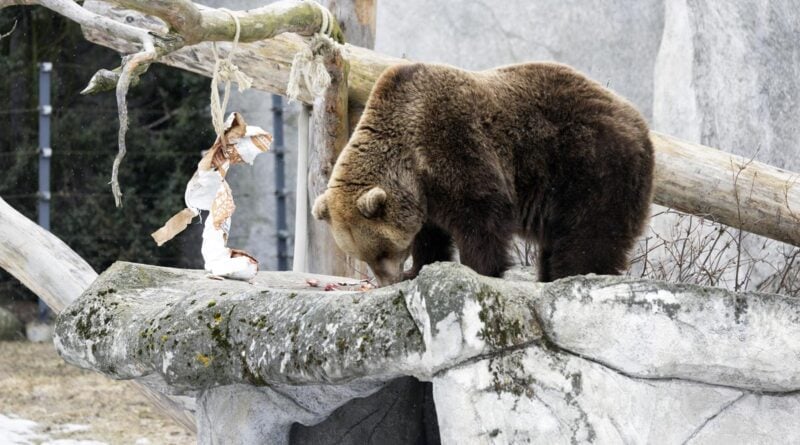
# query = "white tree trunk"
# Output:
<box><xmin>0</xmin><ymin>198</ymin><xmax>96</xmax><ymax>313</ymax></box>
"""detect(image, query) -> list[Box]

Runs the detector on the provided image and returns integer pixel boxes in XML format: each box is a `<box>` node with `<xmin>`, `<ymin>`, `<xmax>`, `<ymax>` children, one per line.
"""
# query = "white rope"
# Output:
<box><xmin>210</xmin><ymin>9</ymin><xmax>253</xmax><ymax>139</ymax></box>
<box><xmin>286</xmin><ymin>1</ymin><xmax>338</xmax><ymax>102</ymax></box>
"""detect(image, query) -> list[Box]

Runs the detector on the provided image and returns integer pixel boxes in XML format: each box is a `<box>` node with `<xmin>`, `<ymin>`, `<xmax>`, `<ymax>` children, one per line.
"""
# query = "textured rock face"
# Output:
<box><xmin>375</xmin><ymin>0</ymin><xmax>664</xmax><ymax>120</ymax></box>
<box><xmin>651</xmin><ymin>0</ymin><xmax>800</xmax><ymax>288</ymax></box>
<box><xmin>55</xmin><ymin>262</ymin><xmax>800</xmax><ymax>444</ymax></box>
<box><xmin>654</xmin><ymin>0</ymin><xmax>800</xmax><ymax>170</ymax></box>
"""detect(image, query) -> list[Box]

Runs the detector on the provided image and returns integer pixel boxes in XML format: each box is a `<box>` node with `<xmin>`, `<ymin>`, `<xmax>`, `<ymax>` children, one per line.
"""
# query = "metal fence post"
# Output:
<box><xmin>38</xmin><ymin>62</ymin><xmax>52</xmax><ymax>319</ymax></box>
<box><xmin>272</xmin><ymin>95</ymin><xmax>289</xmax><ymax>271</ymax></box>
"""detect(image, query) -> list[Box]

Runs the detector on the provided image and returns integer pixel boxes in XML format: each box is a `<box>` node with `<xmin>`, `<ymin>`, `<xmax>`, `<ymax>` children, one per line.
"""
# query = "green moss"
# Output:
<box><xmin>207</xmin><ymin>300</ymin><xmax>217</xmax><ymax>308</ymax></box>
<box><xmin>289</xmin><ymin>324</ymin><xmax>300</xmax><ymax>343</ymax></box>
<box><xmin>75</xmin><ymin>305</ymin><xmax>101</xmax><ymax>340</ymax></box>
<box><xmin>196</xmin><ymin>353</ymin><xmax>212</xmax><ymax>367</ymax></box>
<box><xmin>250</xmin><ymin>315</ymin><xmax>268</xmax><ymax>329</ymax></box>
<box><xmin>392</xmin><ymin>290</ymin><xmax>406</xmax><ymax>307</ymax></box>
<box><xmin>241</xmin><ymin>361</ymin><xmax>267</xmax><ymax>386</ymax></box>
<box><xmin>488</xmin><ymin>353</ymin><xmax>534</xmax><ymax>398</ymax></box>
<box><xmin>476</xmin><ymin>287</ymin><xmax>524</xmax><ymax>349</ymax></box>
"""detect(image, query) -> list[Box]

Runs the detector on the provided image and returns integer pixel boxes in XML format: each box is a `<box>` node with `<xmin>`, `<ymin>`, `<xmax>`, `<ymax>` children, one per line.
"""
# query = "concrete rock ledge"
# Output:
<box><xmin>54</xmin><ymin>261</ymin><xmax>800</xmax><ymax>444</ymax></box>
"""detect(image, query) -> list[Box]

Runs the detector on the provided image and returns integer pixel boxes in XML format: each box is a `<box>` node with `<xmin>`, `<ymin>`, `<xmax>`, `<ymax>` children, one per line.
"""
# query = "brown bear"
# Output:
<box><xmin>312</xmin><ymin>62</ymin><xmax>654</xmax><ymax>286</ymax></box>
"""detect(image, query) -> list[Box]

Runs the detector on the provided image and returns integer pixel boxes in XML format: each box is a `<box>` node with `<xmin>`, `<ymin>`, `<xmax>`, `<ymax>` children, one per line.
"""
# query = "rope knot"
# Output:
<box><xmin>286</xmin><ymin>1</ymin><xmax>340</xmax><ymax>102</ymax></box>
<box><xmin>217</xmin><ymin>59</ymin><xmax>253</xmax><ymax>92</ymax></box>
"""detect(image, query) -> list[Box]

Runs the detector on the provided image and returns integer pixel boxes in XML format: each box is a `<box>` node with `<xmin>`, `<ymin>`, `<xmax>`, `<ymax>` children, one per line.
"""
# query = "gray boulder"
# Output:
<box><xmin>54</xmin><ymin>261</ymin><xmax>800</xmax><ymax>444</ymax></box>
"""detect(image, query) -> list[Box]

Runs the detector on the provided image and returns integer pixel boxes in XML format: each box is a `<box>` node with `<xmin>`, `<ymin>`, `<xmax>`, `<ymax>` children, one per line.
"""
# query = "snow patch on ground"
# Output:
<box><xmin>0</xmin><ymin>414</ymin><xmax>105</xmax><ymax>445</ymax></box>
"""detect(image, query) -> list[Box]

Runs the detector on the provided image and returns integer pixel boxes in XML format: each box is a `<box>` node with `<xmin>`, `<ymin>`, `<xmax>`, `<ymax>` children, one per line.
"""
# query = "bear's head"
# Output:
<box><xmin>312</xmin><ymin>185</ymin><xmax>423</xmax><ymax>286</ymax></box>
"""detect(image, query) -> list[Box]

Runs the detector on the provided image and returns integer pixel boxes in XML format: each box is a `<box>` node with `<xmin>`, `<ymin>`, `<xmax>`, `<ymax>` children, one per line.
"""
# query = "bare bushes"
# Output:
<box><xmin>511</xmin><ymin>209</ymin><xmax>799</xmax><ymax>297</ymax></box>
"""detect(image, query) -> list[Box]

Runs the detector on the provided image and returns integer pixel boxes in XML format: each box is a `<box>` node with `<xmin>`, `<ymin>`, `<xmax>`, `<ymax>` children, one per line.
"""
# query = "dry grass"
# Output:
<box><xmin>0</xmin><ymin>341</ymin><xmax>194</xmax><ymax>444</ymax></box>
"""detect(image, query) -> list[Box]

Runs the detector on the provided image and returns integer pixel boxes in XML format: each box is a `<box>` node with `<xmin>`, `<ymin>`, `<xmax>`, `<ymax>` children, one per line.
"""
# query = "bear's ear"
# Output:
<box><xmin>312</xmin><ymin>193</ymin><xmax>330</xmax><ymax>221</ymax></box>
<box><xmin>357</xmin><ymin>187</ymin><xmax>387</xmax><ymax>218</ymax></box>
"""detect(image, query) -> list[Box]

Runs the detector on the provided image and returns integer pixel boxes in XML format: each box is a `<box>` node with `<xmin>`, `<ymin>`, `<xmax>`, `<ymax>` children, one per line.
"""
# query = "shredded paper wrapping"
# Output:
<box><xmin>152</xmin><ymin>112</ymin><xmax>272</xmax><ymax>281</ymax></box>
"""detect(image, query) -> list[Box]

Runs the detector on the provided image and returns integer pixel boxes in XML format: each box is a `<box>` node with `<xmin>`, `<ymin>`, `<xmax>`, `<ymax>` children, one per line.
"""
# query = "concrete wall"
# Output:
<box><xmin>376</xmin><ymin>0</ymin><xmax>664</xmax><ymax>121</ymax></box>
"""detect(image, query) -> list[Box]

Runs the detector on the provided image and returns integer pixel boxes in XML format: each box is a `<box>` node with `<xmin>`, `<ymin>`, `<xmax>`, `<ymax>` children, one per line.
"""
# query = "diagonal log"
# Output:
<box><xmin>0</xmin><ymin>198</ymin><xmax>198</xmax><ymax>432</ymax></box>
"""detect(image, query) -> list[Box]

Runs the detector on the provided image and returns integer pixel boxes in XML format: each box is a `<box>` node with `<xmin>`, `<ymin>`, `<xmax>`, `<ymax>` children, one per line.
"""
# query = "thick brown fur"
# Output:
<box><xmin>313</xmin><ymin>62</ymin><xmax>654</xmax><ymax>285</ymax></box>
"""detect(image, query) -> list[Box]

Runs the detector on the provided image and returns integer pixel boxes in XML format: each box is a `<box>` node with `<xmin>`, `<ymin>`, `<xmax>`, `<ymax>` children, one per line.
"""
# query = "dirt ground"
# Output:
<box><xmin>0</xmin><ymin>340</ymin><xmax>195</xmax><ymax>444</ymax></box>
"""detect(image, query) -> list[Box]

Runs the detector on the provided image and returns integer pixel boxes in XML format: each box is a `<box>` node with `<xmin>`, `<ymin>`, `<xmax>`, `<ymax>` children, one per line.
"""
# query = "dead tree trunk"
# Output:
<box><xmin>306</xmin><ymin>0</ymin><xmax>376</xmax><ymax>278</ymax></box>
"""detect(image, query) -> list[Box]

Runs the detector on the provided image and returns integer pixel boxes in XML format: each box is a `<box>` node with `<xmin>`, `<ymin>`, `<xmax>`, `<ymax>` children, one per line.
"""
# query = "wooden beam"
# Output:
<box><xmin>651</xmin><ymin>132</ymin><xmax>800</xmax><ymax>246</ymax></box>
<box><xmin>306</xmin><ymin>42</ymin><xmax>352</xmax><ymax>276</ymax></box>
<box><xmin>305</xmin><ymin>0</ymin><xmax>377</xmax><ymax>278</ymax></box>
<box><xmin>0</xmin><ymin>198</ymin><xmax>96</xmax><ymax>313</ymax></box>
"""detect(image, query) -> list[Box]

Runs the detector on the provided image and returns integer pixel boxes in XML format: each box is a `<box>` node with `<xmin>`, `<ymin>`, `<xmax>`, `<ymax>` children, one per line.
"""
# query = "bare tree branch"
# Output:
<box><xmin>109</xmin><ymin>0</ymin><xmax>201</xmax><ymax>38</ymax></box>
<box><xmin>4</xmin><ymin>0</ymin><xmax>346</xmax><ymax>206</ymax></box>
<box><xmin>38</xmin><ymin>0</ymin><xmax>160</xmax><ymax>45</ymax></box>
<box><xmin>0</xmin><ymin>19</ymin><xmax>16</xmax><ymax>40</ymax></box>
<box><xmin>111</xmin><ymin>49</ymin><xmax>157</xmax><ymax>206</ymax></box>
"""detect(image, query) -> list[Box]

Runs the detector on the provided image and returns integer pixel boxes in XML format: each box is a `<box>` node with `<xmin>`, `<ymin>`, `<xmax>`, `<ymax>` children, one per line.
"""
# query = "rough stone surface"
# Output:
<box><xmin>653</xmin><ymin>0</ymin><xmax>800</xmax><ymax>171</ymax></box>
<box><xmin>55</xmin><ymin>262</ymin><xmax>800</xmax><ymax>444</ymax></box>
<box><xmin>54</xmin><ymin>262</ymin><xmax>540</xmax><ymax>388</ymax></box>
<box><xmin>375</xmin><ymin>0</ymin><xmax>664</xmax><ymax>121</ymax></box>
<box><xmin>535</xmin><ymin>276</ymin><xmax>800</xmax><ymax>391</ymax></box>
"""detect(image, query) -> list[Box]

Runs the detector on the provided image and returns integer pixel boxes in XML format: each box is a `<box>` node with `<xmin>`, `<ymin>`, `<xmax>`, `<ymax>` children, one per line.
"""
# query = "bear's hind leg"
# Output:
<box><xmin>539</xmin><ymin>231</ymin><xmax>633</xmax><ymax>282</ymax></box>
<box><xmin>454</xmin><ymin>224</ymin><xmax>514</xmax><ymax>278</ymax></box>
<box><xmin>458</xmin><ymin>235</ymin><xmax>513</xmax><ymax>278</ymax></box>
<box><xmin>407</xmin><ymin>222</ymin><xmax>455</xmax><ymax>279</ymax></box>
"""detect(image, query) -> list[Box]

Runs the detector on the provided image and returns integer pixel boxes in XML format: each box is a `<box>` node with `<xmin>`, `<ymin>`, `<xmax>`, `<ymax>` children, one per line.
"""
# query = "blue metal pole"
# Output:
<box><xmin>272</xmin><ymin>95</ymin><xmax>289</xmax><ymax>271</ymax></box>
<box><xmin>38</xmin><ymin>62</ymin><xmax>52</xmax><ymax>319</ymax></box>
